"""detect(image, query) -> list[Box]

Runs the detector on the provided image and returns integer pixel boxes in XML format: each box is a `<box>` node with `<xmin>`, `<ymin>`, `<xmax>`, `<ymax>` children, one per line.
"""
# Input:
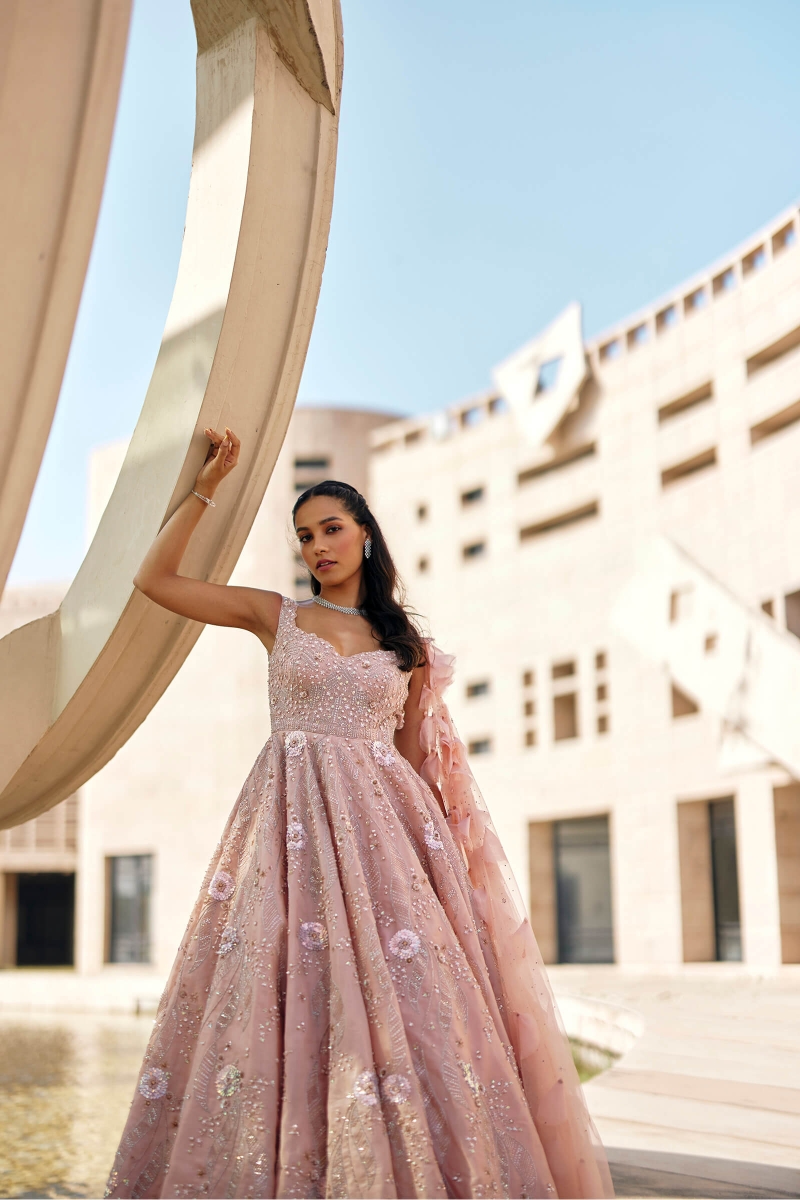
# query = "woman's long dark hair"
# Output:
<box><xmin>292</xmin><ymin>481</ymin><xmax>426</xmax><ymax>672</ymax></box>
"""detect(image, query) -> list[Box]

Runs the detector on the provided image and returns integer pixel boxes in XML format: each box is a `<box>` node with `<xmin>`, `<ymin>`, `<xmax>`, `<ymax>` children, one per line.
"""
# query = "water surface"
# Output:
<box><xmin>0</xmin><ymin>1013</ymin><xmax>151</xmax><ymax>1199</ymax></box>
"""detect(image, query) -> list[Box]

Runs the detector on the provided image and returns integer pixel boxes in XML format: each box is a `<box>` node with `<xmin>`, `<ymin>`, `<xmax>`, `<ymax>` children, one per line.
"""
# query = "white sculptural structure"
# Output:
<box><xmin>0</xmin><ymin>0</ymin><xmax>343</xmax><ymax>827</ymax></box>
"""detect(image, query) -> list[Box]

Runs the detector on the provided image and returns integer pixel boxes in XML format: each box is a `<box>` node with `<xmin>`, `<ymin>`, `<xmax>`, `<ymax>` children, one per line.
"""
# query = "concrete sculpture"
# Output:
<box><xmin>0</xmin><ymin>0</ymin><xmax>343</xmax><ymax>827</ymax></box>
<box><xmin>0</xmin><ymin>0</ymin><xmax>133</xmax><ymax>594</ymax></box>
<box><xmin>492</xmin><ymin>302</ymin><xmax>588</xmax><ymax>448</ymax></box>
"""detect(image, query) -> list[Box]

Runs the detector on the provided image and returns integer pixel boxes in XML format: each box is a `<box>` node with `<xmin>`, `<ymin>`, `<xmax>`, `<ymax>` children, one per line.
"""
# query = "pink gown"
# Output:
<box><xmin>106</xmin><ymin>597</ymin><xmax>613</xmax><ymax>1199</ymax></box>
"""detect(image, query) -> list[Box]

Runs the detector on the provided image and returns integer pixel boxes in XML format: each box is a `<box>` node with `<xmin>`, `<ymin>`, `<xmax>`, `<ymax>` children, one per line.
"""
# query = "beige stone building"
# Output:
<box><xmin>369</xmin><ymin>202</ymin><xmax>800</xmax><ymax>970</ymax></box>
<box><xmin>4</xmin><ymin>202</ymin><xmax>800</xmax><ymax>1001</ymax></box>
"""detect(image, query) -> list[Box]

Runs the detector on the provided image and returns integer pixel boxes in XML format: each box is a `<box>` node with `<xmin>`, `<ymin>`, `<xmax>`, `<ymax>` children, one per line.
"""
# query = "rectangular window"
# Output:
<box><xmin>661</xmin><ymin>447</ymin><xmax>717</xmax><ymax>488</ymax></box>
<box><xmin>461</xmin><ymin>407</ymin><xmax>483</xmax><ymax>428</ymax></box>
<box><xmin>595</xmin><ymin>651</ymin><xmax>607</xmax><ymax>670</ymax></box>
<box><xmin>761</xmin><ymin>598</ymin><xmax>775</xmax><ymax>617</ymax></box>
<box><xmin>522</xmin><ymin>669</ymin><xmax>535</xmax><ymax>687</ymax></box>
<box><xmin>108</xmin><ymin>855</ymin><xmax>152</xmax><ymax>964</ymax></box>
<box><xmin>599</xmin><ymin>339</ymin><xmax>621</xmax><ymax>362</ymax></box>
<box><xmin>294</xmin><ymin>456</ymin><xmax>329</xmax><ymax>471</ymax></box>
<box><xmin>746</xmin><ymin>323</ymin><xmax>800</xmax><ymax>376</ymax></box>
<box><xmin>488</xmin><ymin>396</ymin><xmax>508</xmax><ymax>416</ymax></box>
<box><xmin>658</xmin><ymin>381</ymin><xmax>713</xmax><ymax>424</ymax></box>
<box><xmin>709</xmin><ymin>800</ymin><xmax>742</xmax><ymax>961</ymax></box>
<box><xmin>517</xmin><ymin>443</ymin><xmax>596</xmax><ymax>486</ymax></box>
<box><xmin>553</xmin><ymin>693</ymin><xmax>578</xmax><ymax>740</ymax></box>
<box><xmin>552</xmin><ymin>660</ymin><xmax>575</xmax><ymax>679</ymax></box>
<box><xmin>462</xmin><ymin>541</ymin><xmax>486</xmax><ymax>561</ymax></box>
<box><xmin>596</xmin><ymin>684</ymin><xmax>607</xmax><ymax>701</ymax></box>
<box><xmin>554</xmin><ymin>816</ymin><xmax>614</xmax><ymax>963</ymax></box>
<box><xmin>461</xmin><ymin>486</ymin><xmax>485</xmax><ymax>506</ymax></box>
<box><xmin>405</xmin><ymin>429</ymin><xmax>424</xmax><ymax>445</ymax></box>
<box><xmin>742</xmin><ymin>245</ymin><xmax>766</xmax><ymax>276</ymax></box>
<box><xmin>416</xmin><ymin>503</ymin><xmax>428</xmax><ymax>521</ymax></box>
<box><xmin>712</xmin><ymin>267</ymin><xmax>736</xmax><ymax>295</ymax></box>
<box><xmin>750</xmin><ymin>397</ymin><xmax>800</xmax><ymax>444</ymax></box>
<box><xmin>683</xmin><ymin>287</ymin><xmax>707</xmax><ymax>314</ymax></box>
<box><xmin>597</xmin><ymin>714</ymin><xmax>609</xmax><ymax>734</ymax></box>
<box><xmin>524</xmin><ymin>729</ymin><xmax>537</xmax><ymax>747</ymax></box>
<box><xmin>417</xmin><ymin>556</ymin><xmax>429</xmax><ymax>574</ymax></box>
<box><xmin>467</xmin><ymin>738</ymin><xmax>492</xmax><ymax>755</ymax></box>
<box><xmin>772</xmin><ymin>222</ymin><xmax>797</xmax><ymax>256</ymax></box>
<box><xmin>626</xmin><ymin>323</ymin><xmax>648</xmax><ymax>349</ymax></box>
<box><xmin>523</xmin><ymin>699</ymin><xmax>535</xmax><ymax>717</ymax></box>
<box><xmin>520</xmin><ymin>501</ymin><xmax>599</xmax><ymax>542</ymax></box>
<box><xmin>466</xmin><ymin>680</ymin><xmax>490</xmax><ymax>698</ymax></box>
<box><xmin>656</xmin><ymin>304</ymin><xmax>677</xmax><ymax>333</ymax></box>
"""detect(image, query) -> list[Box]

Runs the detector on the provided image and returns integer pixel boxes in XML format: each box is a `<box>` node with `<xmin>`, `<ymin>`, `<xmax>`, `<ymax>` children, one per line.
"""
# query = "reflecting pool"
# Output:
<box><xmin>0</xmin><ymin>1012</ymin><xmax>151</xmax><ymax>1199</ymax></box>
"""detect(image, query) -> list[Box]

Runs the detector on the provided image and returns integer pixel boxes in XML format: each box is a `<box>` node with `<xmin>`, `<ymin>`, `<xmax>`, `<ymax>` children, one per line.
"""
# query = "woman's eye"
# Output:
<box><xmin>326</xmin><ymin>525</ymin><xmax>340</xmax><ymax>534</ymax></box>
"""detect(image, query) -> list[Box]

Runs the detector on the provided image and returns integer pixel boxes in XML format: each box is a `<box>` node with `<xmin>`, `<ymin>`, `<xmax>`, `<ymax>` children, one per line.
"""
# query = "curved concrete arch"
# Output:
<box><xmin>0</xmin><ymin>0</ymin><xmax>343</xmax><ymax>827</ymax></box>
<box><xmin>0</xmin><ymin>0</ymin><xmax>134</xmax><ymax>594</ymax></box>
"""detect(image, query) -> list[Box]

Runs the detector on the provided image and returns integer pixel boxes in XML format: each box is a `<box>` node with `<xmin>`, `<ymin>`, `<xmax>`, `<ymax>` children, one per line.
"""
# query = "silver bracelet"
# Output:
<box><xmin>191</xmin><ymin>489</ymin><xmax>216</xmax><ymax>507</ymax></box>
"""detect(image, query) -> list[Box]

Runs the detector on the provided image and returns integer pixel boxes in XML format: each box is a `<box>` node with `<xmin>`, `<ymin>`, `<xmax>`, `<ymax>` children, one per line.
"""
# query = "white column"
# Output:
<box><xmin>736</xmin><ymin>773</ymin><xmax>782</xmax><ymax>967</ymax></box>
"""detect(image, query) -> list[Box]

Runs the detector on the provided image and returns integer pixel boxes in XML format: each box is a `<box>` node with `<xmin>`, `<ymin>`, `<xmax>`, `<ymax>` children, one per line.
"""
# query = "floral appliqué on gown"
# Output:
<box><xmin>106</xmin><ymin>597</ymin><xmax>613</xmax><ymax>1199</ymax></box>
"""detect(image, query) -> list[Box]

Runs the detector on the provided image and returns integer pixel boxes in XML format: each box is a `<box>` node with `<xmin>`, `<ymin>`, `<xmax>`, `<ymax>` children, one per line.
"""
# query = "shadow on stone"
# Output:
<box><xmin>608</xmin><ymin>1147</ymin><xmax>800</xmax><ymax>1198</ymax></box>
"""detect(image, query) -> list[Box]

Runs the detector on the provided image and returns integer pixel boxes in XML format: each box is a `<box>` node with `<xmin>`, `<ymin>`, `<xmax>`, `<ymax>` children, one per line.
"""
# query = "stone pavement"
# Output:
<box><xmin>550</xmin><ymin>965</ymin><xmax>800</xmax><ymax>1198</ymax></box>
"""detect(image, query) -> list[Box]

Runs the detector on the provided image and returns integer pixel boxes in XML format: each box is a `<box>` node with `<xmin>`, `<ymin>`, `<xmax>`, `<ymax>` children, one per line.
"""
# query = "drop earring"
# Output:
<box><xmin>364</xmin><ymin>537</ymin><xmax>372</xmax><ymax>559</ymax></box>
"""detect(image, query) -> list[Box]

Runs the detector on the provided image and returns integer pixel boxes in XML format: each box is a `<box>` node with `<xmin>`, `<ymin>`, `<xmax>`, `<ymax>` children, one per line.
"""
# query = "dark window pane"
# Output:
<box><xmin>109</xmin><ymin>855</ymin><xmax>152</xmax><ymax>964</ymax></box>
<box><xmin>16</xmin><ymin>873</ymin><xmax>75</xmax><ymax>966</ymax></box>
<box><xmin>554</xmin><ymin>817</ymin><xmax>614</xmax><ymax>963</ymax></box>
<box><xmin>710</xmin><ymin>800</ymin><xmax>742</xmax><ymax>962</ymax></box>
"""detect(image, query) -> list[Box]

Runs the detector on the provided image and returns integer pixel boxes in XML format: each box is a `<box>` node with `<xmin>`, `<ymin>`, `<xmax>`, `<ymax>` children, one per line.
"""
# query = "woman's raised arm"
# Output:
<box><xmin>133</xmin><ymin>427</ymin><xmax>280</xmax><ymax>641</ymax></box>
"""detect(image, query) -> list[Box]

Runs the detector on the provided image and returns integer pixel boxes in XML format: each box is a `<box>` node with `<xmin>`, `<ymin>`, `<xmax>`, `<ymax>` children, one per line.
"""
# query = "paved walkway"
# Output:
<box><xmin>550</xmin><ymin>965</ymin><xmax>800</xmax><ymax>1198</ymax></box>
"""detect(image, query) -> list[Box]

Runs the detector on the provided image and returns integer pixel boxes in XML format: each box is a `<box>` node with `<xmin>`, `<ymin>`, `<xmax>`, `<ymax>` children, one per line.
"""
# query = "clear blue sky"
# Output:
<box><xmin>10</xmin><ymin>0</ymin><xmax>800</xmax><ymax>584</ymax></box>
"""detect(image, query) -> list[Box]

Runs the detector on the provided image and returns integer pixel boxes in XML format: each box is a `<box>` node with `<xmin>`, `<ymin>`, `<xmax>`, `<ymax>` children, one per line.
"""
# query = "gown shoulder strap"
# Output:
<box><xmin>272</xmin><ymin>595</ymin><xmax>298</xmax><ymax>651</ymax></box>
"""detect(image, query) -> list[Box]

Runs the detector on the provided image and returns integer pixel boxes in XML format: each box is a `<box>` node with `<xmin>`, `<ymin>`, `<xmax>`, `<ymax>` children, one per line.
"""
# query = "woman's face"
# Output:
<box><xmin>294</xmin><ymin>496</ymin><xmax>368</xmax><ymax>588</ymax></box>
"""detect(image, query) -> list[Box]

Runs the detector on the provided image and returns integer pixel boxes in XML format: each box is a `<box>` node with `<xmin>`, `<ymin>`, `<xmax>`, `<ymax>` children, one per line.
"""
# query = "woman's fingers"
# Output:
<box><xmin>223</xmin><ymin>428</ymin><xmax>240</xmax><ymax>468</ymax></box>
<box><xmin>199</xmin><ymin>426</ymin><xmax>240</xmax><ymax>476</ymax></box>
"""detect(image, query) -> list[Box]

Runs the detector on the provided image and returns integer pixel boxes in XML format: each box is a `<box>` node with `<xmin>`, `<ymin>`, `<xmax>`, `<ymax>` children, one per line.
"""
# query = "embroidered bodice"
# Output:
<box><xmin>268</xmin><ymin>596</ymin><xmax>409</xmax><ymax>741</ymax></box>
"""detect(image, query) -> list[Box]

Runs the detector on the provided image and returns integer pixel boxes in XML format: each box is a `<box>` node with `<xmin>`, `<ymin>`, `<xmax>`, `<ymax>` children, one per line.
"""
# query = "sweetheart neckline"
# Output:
<box><xmin>290</xmin><ymin>603</ymin><xmax>396</xmax><ymax>662</ymax></box>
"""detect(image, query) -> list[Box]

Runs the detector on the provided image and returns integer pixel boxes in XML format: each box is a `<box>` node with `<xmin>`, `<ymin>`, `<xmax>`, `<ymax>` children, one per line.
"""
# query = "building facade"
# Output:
<box><xmin>369</xmin><ymin>203</ymin><xmax>800</xmax><ymax>969</ymax></box>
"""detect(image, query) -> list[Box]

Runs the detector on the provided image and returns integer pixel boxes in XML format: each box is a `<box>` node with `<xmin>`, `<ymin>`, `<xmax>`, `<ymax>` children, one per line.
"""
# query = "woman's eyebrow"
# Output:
<box><xmin>294</xmin><ymin>515</ymin><xmax>341</xmax><ymax>534</ymax></box>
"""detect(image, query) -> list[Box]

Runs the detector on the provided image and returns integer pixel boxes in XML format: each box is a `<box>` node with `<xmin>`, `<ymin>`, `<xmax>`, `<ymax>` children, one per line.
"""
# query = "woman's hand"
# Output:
<box><xmin>132</xmin><ymin>424</ymin><xmax>282</xmax><ymax>643</ymax></box>
<box><xmin>194</xmin><ymin>427</ymin><xmax>241</xmax><ymax>499</ymax></box>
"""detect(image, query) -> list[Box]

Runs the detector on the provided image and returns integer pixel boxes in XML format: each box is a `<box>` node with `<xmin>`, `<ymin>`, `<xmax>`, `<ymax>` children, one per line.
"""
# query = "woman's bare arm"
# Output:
<box><xmin>133</xmin><ymin>427</ymin><xmax>280</xmax><ymax>642</ymax></box>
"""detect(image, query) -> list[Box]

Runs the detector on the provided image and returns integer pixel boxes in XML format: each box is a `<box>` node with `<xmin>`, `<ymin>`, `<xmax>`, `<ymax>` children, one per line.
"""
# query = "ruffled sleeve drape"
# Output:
<box><xmin>419</xmin><ymin>642</ymin><xmax>615</xmax><ymax>1200</ymax></box>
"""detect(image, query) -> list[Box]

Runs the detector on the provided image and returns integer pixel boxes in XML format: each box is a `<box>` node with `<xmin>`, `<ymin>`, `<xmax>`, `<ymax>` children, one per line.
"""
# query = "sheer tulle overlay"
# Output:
<box><xmin>106</xmin><ymin>599</ymin><xmax>613</xmax><ymax>1199</ymax></box>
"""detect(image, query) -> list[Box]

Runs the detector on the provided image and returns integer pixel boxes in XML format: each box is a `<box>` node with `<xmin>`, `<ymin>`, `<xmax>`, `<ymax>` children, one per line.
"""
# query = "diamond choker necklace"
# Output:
<box><xmin>313</xmin><ymin>594</ymin><xmax>367</xmax><ymax>617</ymax></box>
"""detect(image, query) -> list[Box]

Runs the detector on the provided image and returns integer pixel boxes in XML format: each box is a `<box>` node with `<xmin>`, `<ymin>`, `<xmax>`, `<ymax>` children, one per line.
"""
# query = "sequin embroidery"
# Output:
<box><xmin>207</xmin><ymin>870</ymin><xmax>234</xmax><ymax>901</ymax></box>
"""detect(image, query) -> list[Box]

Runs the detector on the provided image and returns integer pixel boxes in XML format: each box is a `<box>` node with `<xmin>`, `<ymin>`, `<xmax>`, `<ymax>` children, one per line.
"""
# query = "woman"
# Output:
<box><xmin>106</xmin><ymin>428</ymin><xmax>614</xmax><ymax>1200</ymax></box>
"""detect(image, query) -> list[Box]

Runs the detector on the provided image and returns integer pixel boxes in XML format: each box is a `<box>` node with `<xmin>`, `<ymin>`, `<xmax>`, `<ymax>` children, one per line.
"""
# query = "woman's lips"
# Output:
<box><xmin>316</xmin><ymin>560</ymin><xmax>335</xmax><ymax>571</ymax></box>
